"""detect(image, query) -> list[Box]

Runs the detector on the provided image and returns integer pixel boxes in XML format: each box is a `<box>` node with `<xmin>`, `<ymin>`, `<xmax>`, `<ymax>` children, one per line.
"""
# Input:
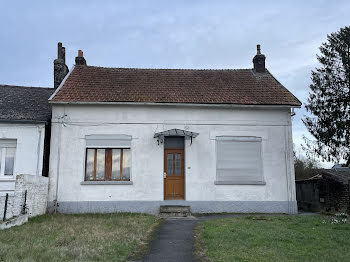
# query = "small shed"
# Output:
<box><xmin>296</xmin><ymin>168</ymin><xmax>350</xmax><ymax>212</ymax></box>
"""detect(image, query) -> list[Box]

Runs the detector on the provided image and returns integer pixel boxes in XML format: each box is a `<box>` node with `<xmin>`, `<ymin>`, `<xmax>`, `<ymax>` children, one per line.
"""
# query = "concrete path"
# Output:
<box><xmin>134</xmin><ymin>218</ymin><xmax>198</xmax><ymax>262</ymax></box>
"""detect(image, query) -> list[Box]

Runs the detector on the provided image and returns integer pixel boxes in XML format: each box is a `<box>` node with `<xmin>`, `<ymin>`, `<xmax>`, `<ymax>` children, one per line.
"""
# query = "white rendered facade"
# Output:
<box><xmin>0</xmin><ymin>123</ymin><xmax>46</xmax><ymax>196</ymax></box>
<box><xmin>48</xmin><ymin>103</ymin><xmax>297</xmax><ymax>214</ymax></box>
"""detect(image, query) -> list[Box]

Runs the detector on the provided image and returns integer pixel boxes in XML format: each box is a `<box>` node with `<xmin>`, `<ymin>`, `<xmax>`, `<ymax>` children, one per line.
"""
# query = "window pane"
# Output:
<box><xmin>85</xmin><ymin>149</ymin><xmax>95</xmax><ymax>180</ymax></box>
<box><xmin>112</xmin><ymin>149</ymin><xmax>121</xmax><ymax>179</ymax></box>
<box><xmin>96</xmin><ymin>149</ymin><xmax>105</xmax><ymax>180</ymax></box>
<box><xmin>122</xmin><ymin>149</ymin><xmax>131</xmax><ymax>180</ymax></box>
<box><xmin>164</xmin><ymin>137</ymin><xmax>184</xmax><ymax>149</ymax></box>
<box><xmin>5</xmin><ymin>148</ymin><xmax>15</xmax><ymax>175</ymax></box>
<box><xmin>175</xmin><ymin>153</ymin><xmax>181</xmax><ymax>175</ymax></box>
<box><xmin>167</xmin><ymin>153</ymin><xmax>173</xmax><ymax>175</ymax></box>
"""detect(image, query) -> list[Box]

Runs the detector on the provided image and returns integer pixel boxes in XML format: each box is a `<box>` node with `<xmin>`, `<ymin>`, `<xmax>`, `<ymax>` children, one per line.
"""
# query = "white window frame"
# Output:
<box><xmin>0</xmin><ymin>139</ymin><xmax>17</xmax><ymax>177</ymax></box>
<box><xmin>81</xmin><ymin>135</ymin><xmax>133</xmax><ymax>185</ymax></box>
<box><xmin>215</xmin><ymin>136</ymin><xmax>265</xmax><ymax>185</ymax></box>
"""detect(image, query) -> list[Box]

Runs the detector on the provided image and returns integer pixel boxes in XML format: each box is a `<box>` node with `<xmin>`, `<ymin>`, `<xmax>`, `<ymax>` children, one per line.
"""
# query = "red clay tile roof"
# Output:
<box><xmin>50</xmin><ymin>65</ymin><xmax>301</xmax><ymax>106</ymax></box>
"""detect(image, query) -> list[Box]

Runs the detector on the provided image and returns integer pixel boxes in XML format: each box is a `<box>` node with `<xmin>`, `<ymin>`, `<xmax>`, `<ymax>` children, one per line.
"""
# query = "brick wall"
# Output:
<box><xmin>318</xmin><ymin>178</ymin><xmax>349</xmax><ymax>212</ymax></box>
<box><xmin>296</xmin><ymin>178</ymin><xmax>350</xmax><ymax>213</ymax></box>
<box><xmin>0</xmin><ymin>174</ymin><xmax>48</xmax><ymax>220</ymax></box>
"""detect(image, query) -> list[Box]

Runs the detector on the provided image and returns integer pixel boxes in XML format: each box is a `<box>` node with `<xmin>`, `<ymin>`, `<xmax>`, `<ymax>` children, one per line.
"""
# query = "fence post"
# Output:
<box><xmin>21</xmin><ymin>190</ymin><xmax>27</xmax><ymax>215</ymax></box>
<box><xmin>3</xmin><ymin>193</ymin><xmax>8</xmax><ymax>221</ymax></box>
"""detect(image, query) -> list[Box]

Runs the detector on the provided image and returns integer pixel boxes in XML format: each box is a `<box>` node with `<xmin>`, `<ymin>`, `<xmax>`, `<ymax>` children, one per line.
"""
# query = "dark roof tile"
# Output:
<box><xmin>321</xmin><ymin>168</ymin><xmax>350</xmax><ymax>184</ymax></box>
<box><xmin>0</xmin><ymin>85</ymin><xmax>54</xmax><ymax>122</ymax></box>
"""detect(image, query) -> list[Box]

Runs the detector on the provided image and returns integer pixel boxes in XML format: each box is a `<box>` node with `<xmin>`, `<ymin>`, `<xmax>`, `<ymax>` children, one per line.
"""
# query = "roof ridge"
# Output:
<box><xmin>76</xmin><ymin>65</ymin><xmax>253</xmax><ymax>72</ymax></box>
<box><xmin>0</xmin><ymin>84</ymin><xmax>52</xmax><ymax>90</ymax></box>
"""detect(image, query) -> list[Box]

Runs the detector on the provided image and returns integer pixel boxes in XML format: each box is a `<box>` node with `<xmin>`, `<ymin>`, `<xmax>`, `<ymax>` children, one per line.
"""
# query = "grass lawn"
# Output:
<box><xmin>195</xmin><ymin>215</ymin><xmax>350</xmax><ymax>262</ymax></box>
<box><xmin>0</xmin><ymin>213</ymin><xmax>159</xmax><ymax>262</ymax></box>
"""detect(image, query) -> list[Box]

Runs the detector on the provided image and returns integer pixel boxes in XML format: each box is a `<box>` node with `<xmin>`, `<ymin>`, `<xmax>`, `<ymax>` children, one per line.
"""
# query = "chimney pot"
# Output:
<box><xmin>57</xmin><ymin>42</ymin><xmax>62</xmax><ymax>58</ymax></box>
<box><xmin>75</xmin><ymin>49</ymin><xmax>87</xmax><ymax>65</ymax></box>
<box><xmin>57</xmin><ymin>42</ymin><xmax>65</xmax><ymax>60</ymax></box>
<box><xmin>62</xmin><ymin>47</ymin><xmax>66</xmax><ymax>63</ymax></box>
<box><xmin>257</xmin><ymin>44</ymin><xmax>261</xmax><ymax>55</ymax></box>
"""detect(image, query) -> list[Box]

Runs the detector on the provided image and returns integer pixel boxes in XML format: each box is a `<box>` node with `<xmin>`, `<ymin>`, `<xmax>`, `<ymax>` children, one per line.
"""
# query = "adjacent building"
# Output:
<box><xmin>0</xmin><ymin>85</ymin><xmax>53</xmax><ymax>196</ymax></box>
<box><xmin>296</xmin><ymin>167</ymin><xmax>350</xmax><ymax>212</ymax></box>
<box><xmin>0</xmin><ymin>42</ymin><xmax>70</xmax><ymax>219</ymax></box>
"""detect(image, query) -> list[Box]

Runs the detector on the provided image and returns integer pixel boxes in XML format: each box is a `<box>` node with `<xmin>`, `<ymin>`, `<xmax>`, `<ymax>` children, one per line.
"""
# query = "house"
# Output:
<box><xmin>0</xmin><ymin>43</ymin><xmax>69</xmax><ymax>220</ymax></box>
<box><xmin>48</xmin><ymin>44</ymin><xmax>301</xmax><ymax>214</ymax></box>
<box><xmin>0</xmin><ymin>84</ymin><xmax>53</xmax><ymax>196</ymax></box>
<box><xmin>296</xmin><ymin>167</ymin><xmax>350</xmax><ymax>212</ymax></box>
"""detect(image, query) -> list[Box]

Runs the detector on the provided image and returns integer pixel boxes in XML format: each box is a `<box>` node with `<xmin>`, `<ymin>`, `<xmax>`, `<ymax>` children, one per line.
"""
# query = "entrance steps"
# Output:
<box><xmin>159</xmin><ymin>205</ymin><xmax>191</xmax><ymax>218</ymax></box>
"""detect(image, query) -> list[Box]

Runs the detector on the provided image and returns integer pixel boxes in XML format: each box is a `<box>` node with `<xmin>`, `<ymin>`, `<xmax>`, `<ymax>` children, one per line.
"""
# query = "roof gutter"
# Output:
<box><xmin>48</xmin><ymin>101</ymin><xmax>301</xmax><ymax>109</ymax></box>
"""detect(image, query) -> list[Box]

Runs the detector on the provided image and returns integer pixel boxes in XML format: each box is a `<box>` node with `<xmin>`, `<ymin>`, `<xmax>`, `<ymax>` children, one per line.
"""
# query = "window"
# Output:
<box><xmin>215</xmin><ymin>136</ymin><xmax>264</xmax><ymax>185</ymax></box>
<box><xmin>84</xmin><ymin>135</ymin><xmax>132</xmax><ymax>183</ymax></box>
<box><xmin>85</xmin><ymin>148</ymin><xmax>131</xmax><ymax>181</ymax></box>
<box><xmin>0</xmin><ymin>139</ymin><xmax>17</xmax><ymax>176</ymax></box>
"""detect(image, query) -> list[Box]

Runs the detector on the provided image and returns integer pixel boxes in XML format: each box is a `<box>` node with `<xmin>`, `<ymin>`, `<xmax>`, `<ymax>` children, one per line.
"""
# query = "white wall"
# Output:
<box><xmin>48</xmin><ymin>104</ymin><xmax>296</xmax><ymax>207</ymax></box>
<box><xmin>0</xmin><ymin>123</ymin><xmax>46</xmax><ymax>195</ymax></box>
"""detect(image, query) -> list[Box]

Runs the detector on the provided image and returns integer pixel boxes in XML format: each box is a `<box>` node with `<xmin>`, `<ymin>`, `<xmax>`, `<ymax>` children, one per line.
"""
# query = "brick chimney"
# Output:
<box><xmin>75</xmin><ymin>50</ymin><xmax>87</xmax><ymax>65</ymax></box>
<box><xmin>253</xmin><ymin>44</ymin><xmax>266</xmax><ymax>73</ymax></box>
<box><xmin>54</xmin><ymin>42</ymin><xmax>69</xmax><ymax>89</ymax></box>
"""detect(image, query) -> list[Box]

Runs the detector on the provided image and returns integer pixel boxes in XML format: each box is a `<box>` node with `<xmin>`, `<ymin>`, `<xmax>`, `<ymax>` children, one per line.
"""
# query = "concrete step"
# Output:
<box><xmin>159</xmin><ymin>212</ymin><xmax>192</xmax><ymax>218</ymax></box>
<box><xmin>160</xmin><ymin>205</ymin><xmax>191</xmax><ymax>213</ymax></box>
<box><xmin>159</xmin><ymin>205</ymin><xmax>192</xmax><ymax>217</ymax></box>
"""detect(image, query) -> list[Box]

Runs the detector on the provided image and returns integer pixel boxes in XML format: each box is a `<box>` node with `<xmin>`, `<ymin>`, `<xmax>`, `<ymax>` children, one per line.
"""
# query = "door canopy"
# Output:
<box><xmin>154</xmin><ymin>128</ymin><xmax>199</xmax><ymax>145</ymax></box>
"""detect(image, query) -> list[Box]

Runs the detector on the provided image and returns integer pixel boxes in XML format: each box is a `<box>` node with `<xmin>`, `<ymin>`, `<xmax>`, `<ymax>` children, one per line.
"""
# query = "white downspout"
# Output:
<box><xmin>54</xmin><ymin>112</ymin><xmax>64</xmax><ymax>213</ymax></box>
<box><xmin>36</xmin><ymin>126</ymin><xmax>43</xmax><ymax>176</ymax></box>
<box><xmin>284</xmin><ymin>110</ymin><xmax>296</xmax><ymax>214</ymax></box>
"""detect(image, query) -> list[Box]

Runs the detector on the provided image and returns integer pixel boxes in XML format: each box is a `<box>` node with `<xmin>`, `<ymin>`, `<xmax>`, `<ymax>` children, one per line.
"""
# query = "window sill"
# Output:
<box><xmin>0</xmin><ymin>177</ymin><xmax>15</xmax><ymax>182</ymax></box>
<box><xmin>80</xmin><ymin>181</ymin><xmax>133</xmax><ymax>185</ymax></box>
<box><xmin>214</xmin><ymin>181</ymin><xmax>266</xmax><ymax>185</ymax></box>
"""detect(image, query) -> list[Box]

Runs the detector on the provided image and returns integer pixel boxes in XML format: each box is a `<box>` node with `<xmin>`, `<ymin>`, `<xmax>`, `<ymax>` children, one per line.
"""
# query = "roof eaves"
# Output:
<box><xmin>49</xmin><ymin>101</ymin><xmax>301</xmax><ymax>108</ymax></box>
<box><xmin>0</xmin><ymin>119</ymin><xmax>48</xmax><ymax>124</ymax></box>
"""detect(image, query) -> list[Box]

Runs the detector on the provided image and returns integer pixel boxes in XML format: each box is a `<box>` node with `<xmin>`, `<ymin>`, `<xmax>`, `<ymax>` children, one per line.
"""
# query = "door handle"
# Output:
<box><xmin>163</xmin><ymin>172</ymin><xmax>167</xmax><ymax>178</ymax></box>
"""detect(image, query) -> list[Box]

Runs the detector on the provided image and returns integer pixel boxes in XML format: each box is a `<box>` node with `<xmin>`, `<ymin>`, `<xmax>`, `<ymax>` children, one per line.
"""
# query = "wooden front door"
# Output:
<box><xmin>164</xmin><ymin>149</ymin><xmax>184</xmax><ymax>200</ymax></box>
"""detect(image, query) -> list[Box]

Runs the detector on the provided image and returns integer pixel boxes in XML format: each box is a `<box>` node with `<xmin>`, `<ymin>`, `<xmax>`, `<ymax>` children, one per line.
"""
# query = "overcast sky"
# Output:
<box><xmin>1</xmin><ymin>1</ymin><xmax>349</xmax><ymax>166</ymax></box>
